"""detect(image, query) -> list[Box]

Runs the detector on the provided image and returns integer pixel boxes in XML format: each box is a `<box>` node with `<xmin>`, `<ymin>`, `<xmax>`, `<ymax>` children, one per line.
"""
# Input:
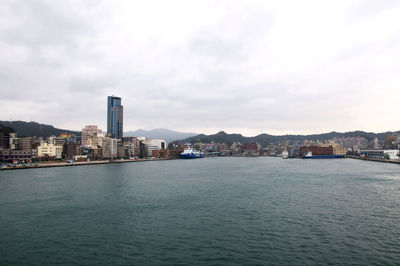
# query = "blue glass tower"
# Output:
<box><xmin>107</xmin><ymin>96</ymin><xmax>123</xmax><ymax>139</ymax></box>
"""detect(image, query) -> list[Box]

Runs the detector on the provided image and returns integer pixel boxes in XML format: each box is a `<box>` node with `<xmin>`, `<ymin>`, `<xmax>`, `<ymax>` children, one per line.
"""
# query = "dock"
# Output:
<box><xmin>0</xmin><ymin>158</ymin><xmax>170</xmax><ymax>171</ymax></box>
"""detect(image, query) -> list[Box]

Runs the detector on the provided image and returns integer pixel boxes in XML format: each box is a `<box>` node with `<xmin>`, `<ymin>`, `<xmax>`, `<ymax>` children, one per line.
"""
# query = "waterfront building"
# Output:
<box><xmin>0</xmin><ymin>133</ymin><xmax>10</xmax><ymax>149</ymax></box>
<box><xmin>230</xmin><ymin>142</ymin><xmax>245</xmax><ymax>155</ymax></box>
<box><xmin>0</xmin><ymin>125</ymin><xmax>16</xmax><ymax>149</ymax></box>
<box><xmin>0</xmin><ymin>132</ymin><xmax>31</xmax><ymax>152</ymax></box>
<box><xmin>9</xmin><ymin>133</ymin><xmax>18</xmax><ymax>150</ymax></box>
<box><xmin>19</xmin><ymin>137</ymin><xmax>32</xmax><ymax>150</ymax></box>
<box><xmin>81</xmin><ymin>125</ymin><xmax>102</xmax><ymax>147</ymax></box>
<box><xmin>152</xmin><ymin>149</ymin><xmax>168</xmax><ymax>159</ymax></box>
<box><xmin>85</xmin><ymin>147</ymin><xmax>103</xmax><ymax>160</ymax></box>
<box><xmin>63</xmin><ymin>142</ymin><xmax>80</xmax><ymax>160</ymax></box>
<box><xmin>360</xmin><ymin>149</ymin><xmax>400</xmax><ymax>160</ymax></box>
<box><xmin>245</xmin><ymin>142</ymin><xmax>261</xmax><ymax>155</ymax></box>
<box><xmin>37</xmin><ymin>142</ymin><xmax>63</xmax><ymax>159</ymax></box>
<box><xmin>102</xmin><ymin>137</ymin><xmax>118</xmax><ymax>159</ymax></box>
<box><xmin>143</xmin><ymin>139</ymin><xmax>166</xmax><ymax>158</ymax></box>
<box><xmin>107</xmin><ymin>96</ymin><xmax>123</xmax><ymax>139</ymax></box>
<box><xmin>122</xmin><ymin>137</ymin><xmax>141</xmax><ymax>158</ymax></box>
<box><xmin>86</xmin><ymin>132</ymin><xmax>105</xmax><ymax>148</ymax></box>
<box><xmin>0</xmin><ymin>149</ymin><xmax>32</xmax><ymax>163</ymax></box>
<box><xmin>117</xmin><ymin>139</ymin><xmax>124</xmax><ymax>159</ymax></box>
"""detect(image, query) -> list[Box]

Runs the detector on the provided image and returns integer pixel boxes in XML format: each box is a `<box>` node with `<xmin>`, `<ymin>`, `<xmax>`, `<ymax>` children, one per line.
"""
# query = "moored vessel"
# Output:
<box><xmin>302</xmin><ymin>151</ymin><xmax>345</xmax><ymax>159</ymax></box>
<box><xmin>180</xmin><ymin>144</ymin><xmax>204</xmax><ymax>159</ymax></box>
<box><xmin>300</xmin><ymin>143</ymin><xmax>346</xmax><ymax>159</ymax></box>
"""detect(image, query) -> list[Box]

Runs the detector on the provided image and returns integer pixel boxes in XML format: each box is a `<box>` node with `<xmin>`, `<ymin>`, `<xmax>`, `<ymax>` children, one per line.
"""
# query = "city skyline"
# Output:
<box><xmin>0</xmin><ymin>1</ymin><xmax>400</xmax><ymax>136</ymax></box>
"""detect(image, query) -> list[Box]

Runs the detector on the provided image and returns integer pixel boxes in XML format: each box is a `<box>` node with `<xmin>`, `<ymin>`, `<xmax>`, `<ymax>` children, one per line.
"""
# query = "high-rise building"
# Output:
<box><xmin>102</xmin><ymin>137</ymin><xmax>118</xmax><ymax>159</ymax></box>
<box><xmin>81</xmin><ymin>125</ymin><xmax>102</xmax><ymax>147</ymax></box>
<box><xmin>107</xmin><ymin>96</ymin><xmax>123</xmax><ymax>139</ymax></box>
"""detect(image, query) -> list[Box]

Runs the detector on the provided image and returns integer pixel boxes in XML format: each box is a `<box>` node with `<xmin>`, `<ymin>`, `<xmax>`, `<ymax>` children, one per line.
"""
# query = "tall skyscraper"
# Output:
<box><xmin>107</xmin><ymin>96</ymin><xmax>123</xmax><ymax>139</ymax></box>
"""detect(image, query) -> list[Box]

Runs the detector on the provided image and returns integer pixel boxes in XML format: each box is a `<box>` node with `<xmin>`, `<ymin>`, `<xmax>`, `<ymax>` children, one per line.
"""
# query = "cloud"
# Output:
<box><xmin>0</xmin><ymin>0</ymin><xmax>399</xmax><ymax>136</ymax></box>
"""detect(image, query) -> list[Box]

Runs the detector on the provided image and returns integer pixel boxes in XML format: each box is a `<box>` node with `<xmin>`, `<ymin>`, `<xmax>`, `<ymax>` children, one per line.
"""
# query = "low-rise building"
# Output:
<box><xmin>143</xmin><ymin>139</ymin><xmax>166</xmax><ymax>158</ymax></box>
<box><xmin>360</xmin><ymin>150</ymin><xmax>400</xmax><ymax>160</ymax></box>
<box><xmin>63</xmin><ymin>142</ymin><xmax>80</xmax><ymax>159</ymax></box>
<box><xmin>37</xmin><ymin>142</ymin><xmax>63</xmax><ymax>159</ymax></box>
<box><xmin>245</xmin><ymin>142</ymin><xmax>261</xmax><ymax>155</ymax></box>
<box><xmin>19</xmin><ymin>137</ymin><xmax>32</xmax><ymax>150</ymax></box>
<box><xmin>0</xmin><ymin>149</ymin><xmax>32</xmax><ymax>162</ymax></box>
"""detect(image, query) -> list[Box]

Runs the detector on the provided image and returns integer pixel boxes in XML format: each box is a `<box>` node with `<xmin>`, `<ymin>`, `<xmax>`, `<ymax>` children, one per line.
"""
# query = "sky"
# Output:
<box><xmin>1</xmin><ymin>0</ymin><xmax>400</xmax><ymax>136</ymax></box>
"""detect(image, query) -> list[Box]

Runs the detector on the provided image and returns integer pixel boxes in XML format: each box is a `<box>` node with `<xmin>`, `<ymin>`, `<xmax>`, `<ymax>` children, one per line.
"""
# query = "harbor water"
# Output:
<box><xmin>1</xmin><ymin>157</ymin><xmax>399</xmax><ymax>265</ymax></box>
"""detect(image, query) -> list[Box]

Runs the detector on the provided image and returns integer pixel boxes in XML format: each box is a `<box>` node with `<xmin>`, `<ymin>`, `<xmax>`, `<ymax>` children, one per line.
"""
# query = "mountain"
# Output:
<box><xmin>177</xmin><ymin>130</ymin><xmax>400</xmax><ymax>147</ymax></box>
<box><xmin>0</xmin><ymin>124</ymin><xmax>16</xmax><ymax>134</ymax></box>
<box><xmin>0</xmin><ymin>121</ymin><xmax>80</xmax><ymax>138</ymax></box>
<box><xmin>124</xmin><ymin>128</ymin><xmax>197</xmax><ymax>143</ymax></box>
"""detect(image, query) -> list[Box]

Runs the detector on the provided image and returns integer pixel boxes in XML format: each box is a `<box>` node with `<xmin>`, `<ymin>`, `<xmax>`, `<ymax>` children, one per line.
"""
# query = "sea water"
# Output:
<box><xmin>1</xmin><ymin>157</ymin><xmax>399</xmax><ymax>265</ymax></box>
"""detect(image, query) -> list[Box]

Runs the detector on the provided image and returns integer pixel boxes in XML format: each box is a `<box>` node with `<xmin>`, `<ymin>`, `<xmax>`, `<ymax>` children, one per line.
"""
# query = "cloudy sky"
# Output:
<box><xmin>1</xmin><ymin>0</ymin><xmax>400</xmax><ymax>136</ymax></box>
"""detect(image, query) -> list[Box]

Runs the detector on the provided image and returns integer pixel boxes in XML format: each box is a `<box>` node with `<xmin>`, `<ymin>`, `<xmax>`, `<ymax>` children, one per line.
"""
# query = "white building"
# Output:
<box><xmin>143</xmin><ymin>139</ymin><xmax>166</xmax><ymax>157</ymax></box>
<box><xmin>384</xmin><ymin>150</ymin><xmax>400</xmax><ymax>160</ymax></box>
<box><xmin>360</xmin><ymin>149</ymin><xmax>400</xmax><ymax>160</ymax></box>
<box><xmin>37</xmin><ymin>142</ymin><xmax>63</xmax><ymax>159</ymax></box>
<box><xmin>9</xmin><ymin>133</ymin><xmax>18</xmax><ymax>150</ymax></box>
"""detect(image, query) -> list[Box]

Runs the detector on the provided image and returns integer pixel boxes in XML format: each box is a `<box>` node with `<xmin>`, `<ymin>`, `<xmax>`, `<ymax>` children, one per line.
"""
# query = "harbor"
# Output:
<box><xmin>2</xmin><ymin>157</ymin><xmax>400</xmax><ymax>265</ymax></box>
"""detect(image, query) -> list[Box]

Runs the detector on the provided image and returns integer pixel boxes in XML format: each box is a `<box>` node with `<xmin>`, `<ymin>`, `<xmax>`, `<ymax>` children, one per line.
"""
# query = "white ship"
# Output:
<box><xmin>180</xmin><ymin>144</ymin><xmax>204</xmax><ymax>159</ymax></box>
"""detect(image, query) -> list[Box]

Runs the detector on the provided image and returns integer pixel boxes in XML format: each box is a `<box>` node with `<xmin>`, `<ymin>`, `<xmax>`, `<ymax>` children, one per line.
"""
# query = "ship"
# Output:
<box><xmin>282</xmin><ymin>150</ymin><xmax>289</xmax><ymax>159</ymax></box>
<box><xmin>180</xmin><ymin>144</ymin><xmax>204</xmax><ymax>159</ymax></box>
<box><xmin>300</xmin><ymin>144</ymin><xmax>346</xmax><ymax>159</ymax></box>
<box><xmin>302</xmin><ymin>151</ymin><xmax>345</xmax><ymax>159</ymax></box>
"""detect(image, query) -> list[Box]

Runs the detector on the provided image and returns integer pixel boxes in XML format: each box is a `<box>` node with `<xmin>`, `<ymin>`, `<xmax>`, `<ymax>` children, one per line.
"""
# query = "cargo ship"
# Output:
<box><xmin>300</xmin><ymin>144</ymin><xmax>346</xmax><ymax>159</ymax></box>
<box><xmin>180</xmin><ymin>144</ymin><xmax>204</xmax><ymax>159</ymax></box>
<box><xmin>302</xmin><ymin>151</ymin><xmax>345</xmax><ymax>159</ymax></box>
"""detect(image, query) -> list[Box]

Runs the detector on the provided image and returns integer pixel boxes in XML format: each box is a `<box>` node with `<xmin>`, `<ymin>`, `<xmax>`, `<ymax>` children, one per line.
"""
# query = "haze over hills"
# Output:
<box><xmin>176</xmin><ymin>130</ymin><xmax>400</xmax><ymax>147</ymax></box>
<box><xmin>1</xmin><ymin>120</ymin><xmax>399</xmax><ymax>147</ymax></box>
<box><xmin>124</xmin><ymin>129</ymin><xmax>197</xmax><ymax>143</ymax></box>
<box><xmin>0</xmin><ymin>121</ymin><xmax>198</xmax><ymax>142</ymax></box>
<box><xmin>0</xmin><ymin>121</ymin><xmax>80</xmax><ymax>138</ymax></box>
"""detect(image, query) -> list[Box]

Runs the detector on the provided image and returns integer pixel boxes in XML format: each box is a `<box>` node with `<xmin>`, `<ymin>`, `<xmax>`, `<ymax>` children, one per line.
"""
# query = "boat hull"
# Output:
<box><xmin>302</xmin><ymin>155</ymin><xmax>345</xmax><ymax>159</ymax></box>
<box><xmin>180</xmin><ymin>153</ymin><xmax>204</xmax><ymax>159</ymax></box>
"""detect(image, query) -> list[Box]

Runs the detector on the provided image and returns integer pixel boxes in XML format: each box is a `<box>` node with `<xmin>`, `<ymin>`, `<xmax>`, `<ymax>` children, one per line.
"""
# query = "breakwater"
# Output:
<box><xmin>347</xmin><ymin>155</ymin><xmax>400</xmax><ymax>165</ymax></box>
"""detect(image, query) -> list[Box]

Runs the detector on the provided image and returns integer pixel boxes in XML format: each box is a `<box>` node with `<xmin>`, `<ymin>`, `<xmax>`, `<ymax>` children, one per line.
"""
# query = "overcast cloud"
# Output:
<box><xmin>1</xmin><ymin>0</ymin><xmax>400</xmax><ymax>136</ymax></box>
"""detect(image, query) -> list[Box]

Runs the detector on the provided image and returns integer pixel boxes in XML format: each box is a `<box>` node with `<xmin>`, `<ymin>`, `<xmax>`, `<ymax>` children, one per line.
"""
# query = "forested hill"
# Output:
<box><xmin>177</xmin><ymin>130</ymin><xmax>400</xmax><ymax>147</ymax></box>
<box><xmin>0</xmin><ymin>121</ymin><xmax>80</xmax><ymax>138</ymax></box>
<box><xmin>0</xmin><ymin>124</ymin><xmax>16</xmax><ymax>133</ymax></box>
